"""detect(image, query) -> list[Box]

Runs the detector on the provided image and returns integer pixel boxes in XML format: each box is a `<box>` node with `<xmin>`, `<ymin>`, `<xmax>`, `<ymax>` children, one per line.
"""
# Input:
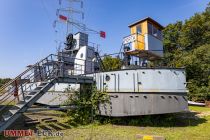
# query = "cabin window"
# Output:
<box><xmin>153</xmin><ymin>26</ymin><xmax>158</xmax><ymax>37</ymax></box>
<box><xmin>80</xmin><ymin>53</ymin><xmax>83</xmax><ymax>58</ymax></box>
<box><xmin>148</xmin><ymin>23</ymin><xmax>153</xmax><ymax>35</ymax></box>
<box><xmin>136</xmin><ymin>24</ymin><xmax>142</xmax><ymax>34</ymax></box>
<box><xmin>157</xmin><ymin>29</ymin><xmax>162</xmax><ymax>40</ymax></box>
<box><xmin>148</xmin><ymin>23</ymin><xmax>162</xmax><ymax>40</ymax></box>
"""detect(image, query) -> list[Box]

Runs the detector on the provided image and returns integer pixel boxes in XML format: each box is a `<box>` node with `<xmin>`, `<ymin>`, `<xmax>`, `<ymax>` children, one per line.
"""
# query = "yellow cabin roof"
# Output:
<box><xmin>128</xmin><ymin>17</ymin><xmax>164</xmax><ymax>30</ymax></box>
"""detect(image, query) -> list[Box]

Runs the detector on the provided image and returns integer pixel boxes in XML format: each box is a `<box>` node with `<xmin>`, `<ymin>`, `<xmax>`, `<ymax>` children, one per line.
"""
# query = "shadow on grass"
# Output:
<box><xmin>5</xmin><ymin>114</ymin><xmax>38</xmax><ymax>130</ymax></box>
<box><xmin>48</xmin><ymin>124</ymin><xmax>63</xmax><ymax>130</ymax></box>
<box><xmin>0</xmin><ymin>114</ymin><xmax>39</xmax><ymax>140</ymax></box>
<box><xmin>56</xmin><ymin>122</ymin><xmax>72</xmax><ymax>129</ymax></box>
<box><xmin>96</xmin><ymin>112</ymin><xmax>207</xmax><ymax>127</ymax></box>
<box><xmin>39</xmin><ymin>125</ymin><xmax>52</xmax><ymax>130</ymax></box>
<box><xmin>0</xmin><ymin>105</ymin><xmax>15</xmax><ymax>116</ymax></box>
<box><xmin>38</xmin><ymin>122</ymin><xmax>72</xmax><ymax>131</ymax></box>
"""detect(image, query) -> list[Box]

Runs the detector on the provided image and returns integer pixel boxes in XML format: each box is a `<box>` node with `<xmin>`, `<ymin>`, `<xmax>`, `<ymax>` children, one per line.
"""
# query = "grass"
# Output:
<box><xmin>1</xmin><ymin>106</ymin><xmax>210</xmax><ymax>140</ymax></box>
<box><xmin>59</xmin><ymin>117</ymin><xmax>210</xmax><ymax>140</ymax></box>
<box><xmin>189</xmin><ymin>105</ymin><xmax>210</xmax><ymax>112</ymax></box>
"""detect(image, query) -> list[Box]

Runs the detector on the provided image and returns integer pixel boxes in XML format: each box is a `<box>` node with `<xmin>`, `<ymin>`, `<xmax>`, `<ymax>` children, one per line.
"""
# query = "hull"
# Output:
<box><xmin>92</xmin><ymin>68</ymin><xmax>188</xmax><ymax>116</ymax></box>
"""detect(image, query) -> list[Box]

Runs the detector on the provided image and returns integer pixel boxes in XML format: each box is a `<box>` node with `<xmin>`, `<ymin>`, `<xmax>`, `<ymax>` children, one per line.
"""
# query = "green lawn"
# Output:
<box><xmin>189</xmin><ymin>105</ymin><xmax>210</xmax><ymax>112</ymax></box>
<box><xmin>52</xmin><ymin>116</ymin><xmax>210</xmax><ymax>140</ymax></box>
<box><xmin>34</xmin><ymin>106</ymin><xmax>210</xmax><ymax>140</ymax></box>
<box><xmin>1</xmin><ymin>106</ymin><xmax>210</xmax><ymax>140</ymax></box>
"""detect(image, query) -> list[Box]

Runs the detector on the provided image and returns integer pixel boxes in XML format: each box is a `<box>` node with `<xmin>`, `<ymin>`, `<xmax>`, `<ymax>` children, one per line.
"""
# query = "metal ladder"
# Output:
<box><xmin>0</xmin><ymin>54</ymin><xmax>94</xmax><ymax>132</ymax></box>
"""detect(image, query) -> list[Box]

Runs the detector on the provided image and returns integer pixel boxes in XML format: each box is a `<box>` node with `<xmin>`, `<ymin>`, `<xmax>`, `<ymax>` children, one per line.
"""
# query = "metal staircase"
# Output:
<box><xmin>0</xmin><ymin>54</ymin><xmax>94</xmax><ymax>132</ymax></box>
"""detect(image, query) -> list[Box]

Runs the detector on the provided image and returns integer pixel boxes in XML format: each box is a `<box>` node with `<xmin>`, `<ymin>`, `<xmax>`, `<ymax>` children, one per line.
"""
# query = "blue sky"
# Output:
<box><xmin>0</xmin><ymin>0</ymin><xmax>209</xmax><ymax>78</ymax></box>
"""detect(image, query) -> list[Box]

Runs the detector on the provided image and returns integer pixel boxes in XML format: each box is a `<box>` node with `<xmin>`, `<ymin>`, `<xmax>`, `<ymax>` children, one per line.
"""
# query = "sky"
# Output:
<box><xmin>0</xmin><ymin>0</ymin><xmax>209</xmax><ymax>78</ymax></box>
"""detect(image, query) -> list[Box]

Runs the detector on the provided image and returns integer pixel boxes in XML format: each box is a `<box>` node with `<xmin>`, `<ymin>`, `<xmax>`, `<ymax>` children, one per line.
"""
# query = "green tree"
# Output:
<box><xmin>163</xmin><ymin>2</ymin><xmax>210</xmax><ymax>101</ymax></box>
<box><xmin>102</xmin><ymin>56</ymin><xmax>122</xmax><ymax>71</ymax></box>
<box><xmin>163</xmin><ymin>21</ymin><xmax>183</xmax><ymax>65</ymax></box>
<box><xmin>174</xmin><ymin>44</ymin><xmax>210</xmax><ymax>100</ymax></box>
<box><xmin>0</xmin><ymin>78</ymin><xmax>11</xmax><ymax>88</ymax></box>
<box><xmin>179</xmin><ymin>12</ymin><xmax>210</xmax><ymax>50</ymax></box>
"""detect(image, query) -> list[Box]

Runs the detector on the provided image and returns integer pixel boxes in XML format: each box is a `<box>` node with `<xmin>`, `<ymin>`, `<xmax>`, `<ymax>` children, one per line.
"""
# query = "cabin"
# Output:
<box><xmin>123</xmin><ymin>17</ymin><xmax>164</xmax><ymax>59</ymax></box>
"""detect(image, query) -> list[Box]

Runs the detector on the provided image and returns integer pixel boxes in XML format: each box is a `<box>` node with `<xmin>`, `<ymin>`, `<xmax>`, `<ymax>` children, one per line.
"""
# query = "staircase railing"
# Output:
<box><xmin>0</xmin><ymin>54</ymin><xmax>95</xmax><ymax>113</ymax></box>
<box><xmin>0</xmin><ymin>54</ymin><xmax>58</xmax><ymax>112</ymax></box>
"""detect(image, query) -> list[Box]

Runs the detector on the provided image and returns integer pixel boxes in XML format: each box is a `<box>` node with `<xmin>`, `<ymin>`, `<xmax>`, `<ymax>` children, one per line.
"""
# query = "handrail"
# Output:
<box><xmin>0</xmin><ymin>52</ymin><xmax>96</xmax><ymax>96</ymax></box>
<box><xmin>0</xmin><ymin>51</ymin><xmax>97</xmax><ymax>114</ymax></box>
<box><xmin>0</xmin><ymin>53</ymin><xmax>94</xmax><ymax>100</ymax></box>
<box><xmin>0</xmin><ymin>66</ymin><xmax>52</xmax><ymax>104</ymax></box>
<box><xmin>0</xmin><ymin>62</ymin><xmax>56</xmax><ymax>111</ymax></box>
<box><xmin>0</xmin><ymin>54</ymin><xmax>52</xmax><ymax>92</ymax></box>
<box><xmin>123</xmin><ymin>33</ymin><xmax>145</xmax><ymax>39</ymax></box>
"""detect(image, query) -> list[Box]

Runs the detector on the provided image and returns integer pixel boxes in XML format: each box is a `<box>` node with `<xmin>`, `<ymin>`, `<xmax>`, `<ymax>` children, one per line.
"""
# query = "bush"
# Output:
<box><xmin>63</xmin><ymin>84</ymin><xmax>110</xmax><ymax>125</ymax></box>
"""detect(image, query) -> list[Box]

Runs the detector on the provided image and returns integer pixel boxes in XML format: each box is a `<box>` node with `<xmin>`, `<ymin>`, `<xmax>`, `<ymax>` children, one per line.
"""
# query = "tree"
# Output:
<box><xmin>163</xmin><ymin>21</ymin><xmax>183</xmax><ymax>66</ymax></box>
<box><xmin>102</xmin><ymin>56</ymin><xmax>122</xmax><ymax>71</ymax></box>
<box><xmin>179</xmin><ymin>12</ymin><xmax>210</xmax><ymax>50</ymax></box>
<box><xmin>0</xmin><ymin>78</ymin><xmax>11</xmax><ymax>88</ymax></box>
<box><xmin>174</xmin><ymin>44</ymin><xmax>210</xmax><ymax>100</ymax></box>
<box><xmin>163</xmin><ymin>2</ymin><xmax>210</xmax><ymax>101</ymax></box>
<box><xmin>64</xmin><ymin>85</ymin><xmax>109</xmax><ymax>125</ymax></box>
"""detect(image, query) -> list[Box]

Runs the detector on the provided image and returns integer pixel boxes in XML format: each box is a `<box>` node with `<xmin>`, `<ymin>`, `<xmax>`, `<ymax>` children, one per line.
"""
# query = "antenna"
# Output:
<box><xmin>53</xmin><ymin>0</ymin><xmax>106</xmax><ymax>51</ymax></box>
<box><xmin>54</xmin><ymin>0</ymin><xmax>85</xmax><ymax>35</ymax></box>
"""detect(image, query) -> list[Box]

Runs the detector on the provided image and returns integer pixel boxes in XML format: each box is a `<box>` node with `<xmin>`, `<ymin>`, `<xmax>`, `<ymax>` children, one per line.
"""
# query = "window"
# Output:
<box><xmin>136</xmin><ymin>24</ymin><xmax>142</xmax><ymax>34</ymax></box>
<box><xmin>80</xmin><ymin>53</ymin><xmax>83</xmax><ymax>58</ymax></box>
<box><xmin>153</xmin><ymin>26</ymin><xmax>158</xmax><ymax>37</ymax></box>
<box><xmin>148</xmin><ymin>23</ymin><xmax>153</xmax><ymax>35</ymax></box>
<box><xmin>148</xmin><ymin>23</ymin><xmax>162</xmax><ymax>40</ymax></box>
<box><xmin>157</xmin><ymin>29</ymin><xmax>162</xmax><ymax>40</ymax></box>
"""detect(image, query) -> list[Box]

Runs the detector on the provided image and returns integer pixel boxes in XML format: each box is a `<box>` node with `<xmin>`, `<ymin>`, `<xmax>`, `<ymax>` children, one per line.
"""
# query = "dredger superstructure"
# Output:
<box><xmin>0</xmin><ymin>0</ymin><xmax>188</xmax><ymax>131</ymax></box>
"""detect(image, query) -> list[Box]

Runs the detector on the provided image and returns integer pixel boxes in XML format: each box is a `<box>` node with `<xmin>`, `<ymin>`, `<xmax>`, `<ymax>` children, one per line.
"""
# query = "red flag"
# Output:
<box><xmin>100</xmin><ymin>31</ymin><xmax>106</xmax><ymax>38</ymax></box>
<box><xmin>59</xmin><ymin>15</ymin><xmax>67</xmax><ymax>22</ymax></box>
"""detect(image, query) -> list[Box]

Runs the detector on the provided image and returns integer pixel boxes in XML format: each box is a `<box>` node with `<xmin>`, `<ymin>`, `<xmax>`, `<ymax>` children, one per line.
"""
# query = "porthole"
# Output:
<box><xmin>174</xmin><ymin>96</ymin><xmax>178</xmax><ymax>100</ymax></box>
<box><xmin>161</xmin><ymin>96</ymin><xmax>165</xmax><ymax>99</ymax></box>
<box><xmin>80</xmin><ymin>53</ymin><xmax>83</xmax><ymax>58</ymax></box>
<box><xmin>143</xmin><ymin>95</ymin><xmax>147</xmax><ymax>99</ymax></box>
<box><xmin>105</xmin><ymin>75</ymin><xmax>110</xmax><ymax>81</ymax></box>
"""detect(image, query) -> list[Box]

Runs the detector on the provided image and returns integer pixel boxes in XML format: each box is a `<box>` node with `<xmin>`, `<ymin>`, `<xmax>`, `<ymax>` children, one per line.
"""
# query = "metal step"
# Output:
<box><xmin>39</xmin><ymin>82</ymin><xmax>49</xmax><ymax>86</ymax></box>
<box><xmin>28</xmin><ymin>91</ymin><xmax>38</xmax><ymax>96</ymax></box>
<box><xmin>0</xmin><ymin>79</ymin><xmax>55</xmax><ymax>132</ymax></box>
<box><xmin>15</xmin><ymin>101</ymin><xmax>26</xmax><ymax>109</ymax></box>
<box><xmin>25</xmin><ymin>95</ymin><xmax>33</xmax><ymax>101</ymax></box>
<box><xmin>31</xmin><ymin>90</ymin><xmax>41</xmax><ymax>93</ymax></box>
<box><xmin>2</xmin><ymin>114</ymin><xmax>12</xmax><ymax>121</ymax></box>
<box><xmin>15</xmin><ymin>104</ymin><xmax>25</xmax><ymax>109</ymax></box>
<box><xmin>9</xmin><ymin>109</ymin><xmax>19</xmax><ymax>115</ymax></box>
<box><xmin>34</xmin><ymin>86</ymin><xmax>44</xmax><ymax>90</ymax></box>
<box><xmin>18</xmin><ymin>100</ymin><xmax>26</xmax><ymax>104</ymax></box>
